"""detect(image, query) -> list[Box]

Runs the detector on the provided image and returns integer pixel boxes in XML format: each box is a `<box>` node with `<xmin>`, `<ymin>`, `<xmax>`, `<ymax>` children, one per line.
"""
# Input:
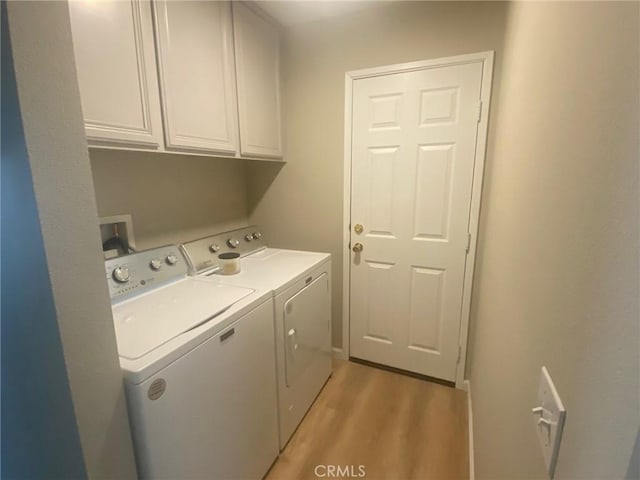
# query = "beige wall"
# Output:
<box><xmin>248</xmin><ymin>1</ymin><xmax>510</xmax><ymax>347</ymax></box>
<box><xmin>6</xmin><ymin>2</ymin><xmax>138</xmax><ymax>477</ymax></box>
<box><xmin>467</xmin><ymin>2</ymin><xmax>640</xmax><ymax>478</ymax></box>
<box><xmin>91</xmin><ymin>149</ymin><xmax>249</xmax><ymax>250</ymax></box>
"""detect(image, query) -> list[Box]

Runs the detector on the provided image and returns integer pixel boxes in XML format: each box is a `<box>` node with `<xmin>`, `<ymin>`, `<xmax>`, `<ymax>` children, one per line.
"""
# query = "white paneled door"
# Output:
<box><xmin>349</xmin><ymin>61</ymin><xmax>484</xmax><ymax>382</ymax></box>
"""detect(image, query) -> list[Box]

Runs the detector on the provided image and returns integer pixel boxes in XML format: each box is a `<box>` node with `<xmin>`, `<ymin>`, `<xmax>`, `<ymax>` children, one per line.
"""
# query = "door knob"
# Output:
<box><xmin>354</xmin><ymin>224</ymin><xmax>364</xmax><ymax>234</ymax></box>
<box><xmin>352</xmin><ymin>243</ymin><xmax>364</xmax><ymax>253</ymax></box>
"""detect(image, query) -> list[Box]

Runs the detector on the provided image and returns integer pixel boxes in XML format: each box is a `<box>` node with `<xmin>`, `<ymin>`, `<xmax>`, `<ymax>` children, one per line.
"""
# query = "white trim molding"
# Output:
<box><xmin>464</xmin><ymin>380</ymin><xmax>475</xmax><ymax>480</ymax></box>
<box><xmin>341</xmin><ymin>51</ymin><xmax>494</xmax><ymax>388</ymax></box>
<box><xmin>332</xmin><ymin>347</ymin><xmax>347</xmax><ymax>360</ymax></box>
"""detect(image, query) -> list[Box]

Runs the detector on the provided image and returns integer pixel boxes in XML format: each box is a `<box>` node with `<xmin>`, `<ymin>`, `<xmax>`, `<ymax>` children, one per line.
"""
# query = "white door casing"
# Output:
<box><xmin>69</xmin><ymin>0</ymin><xmax>164</xmax><ymax>148</ymax></box>
<box><xmin>343</xmin><ymin>53</ymin><xmax>494</xmax><ymax>387</ymax></box>
<box><xmin>153</xmin><ymin>0</ymin><xmax>239</xmax><ymax>154</ymax></box>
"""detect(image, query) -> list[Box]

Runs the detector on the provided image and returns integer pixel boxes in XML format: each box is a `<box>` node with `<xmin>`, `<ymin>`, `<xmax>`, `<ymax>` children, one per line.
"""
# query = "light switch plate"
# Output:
<box><xmin>532</xmin><ymin>366</ymin><xmax>566</xmax><ymax>478</ymax></box>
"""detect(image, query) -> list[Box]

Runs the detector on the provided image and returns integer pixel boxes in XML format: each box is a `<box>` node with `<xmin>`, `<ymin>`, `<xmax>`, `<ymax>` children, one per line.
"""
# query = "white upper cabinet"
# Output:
<box><xmin>232</xmin><ymin>3</ymin><xmax>283</xmax><ymax>159</ymax></box>
<box><xmin>69</xmin><ymin>0</ymin><xmax>163</xmax><ymax>148</ymax></box>
<box><xmin>152</xmin><ymin>1</ymin><xmax>239</xmax><ymax>154</ymax></box>
<box><xmin>69</xmin><ymin>1</ymin><xmax>283</xmax><ymax>160</ymax></box>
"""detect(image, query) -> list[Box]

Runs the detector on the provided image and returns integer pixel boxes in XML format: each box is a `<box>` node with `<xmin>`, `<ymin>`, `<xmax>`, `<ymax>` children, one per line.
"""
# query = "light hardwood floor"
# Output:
<box><xmin>265</xmin><ymin>360</ymin><xmax>469</xmax><ymax>480</ymax></box>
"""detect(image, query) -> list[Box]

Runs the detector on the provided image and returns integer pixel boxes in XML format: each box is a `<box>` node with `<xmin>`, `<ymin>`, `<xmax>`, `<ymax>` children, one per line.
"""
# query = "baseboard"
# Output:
<box><xmin>464</xmin><ymin>380</ymin><xmax>475</xmax><ymax>480</ymax></box>
<box><xmin>332</xmin><ymin>347</ymin><xmax>347</xmax><ymax>360</ymax></box>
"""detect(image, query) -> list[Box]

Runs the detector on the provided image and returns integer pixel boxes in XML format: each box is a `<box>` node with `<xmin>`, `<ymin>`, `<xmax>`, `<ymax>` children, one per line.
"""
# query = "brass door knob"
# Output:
<box><xmin>354</xmin><ymin>224</ymin><xmax>364</xmax><ymax>234</ymax></box>
<box><xmin>352</xmin><ymin>243</ymin><xmax>364</xmax><ymax>253</ymax></box>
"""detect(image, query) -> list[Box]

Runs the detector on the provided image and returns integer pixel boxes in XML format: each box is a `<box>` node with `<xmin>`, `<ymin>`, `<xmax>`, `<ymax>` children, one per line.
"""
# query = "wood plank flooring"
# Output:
<box><xmin>265</xmin><ymin>360</ymin><xmax>469</xmax><ymax>480</ymax></box>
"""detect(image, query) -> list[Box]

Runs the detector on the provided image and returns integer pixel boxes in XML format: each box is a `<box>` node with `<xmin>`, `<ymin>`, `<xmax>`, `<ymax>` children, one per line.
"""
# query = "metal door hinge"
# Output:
<box><xmin>465</xmin><ymin>233</ymin><xmax>471</xmax><ymax>253</ymax></box>
<box><xmin>477</xmin><ymin>100</ymin><xmax>483</xmax><ymax>123</ymax></box>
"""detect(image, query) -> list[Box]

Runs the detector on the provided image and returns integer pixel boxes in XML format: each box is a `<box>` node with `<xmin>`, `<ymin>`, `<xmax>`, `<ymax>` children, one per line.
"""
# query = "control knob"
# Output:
<box><xmin>149</xmin><ymin>259</ymin><xmax>162</xmax><ymax>271</ymax></box>
<box><xmin>166</xmin><ymin>254</ymin><xmax>178</xmax><ymax>265</ymax></box>
<box><xmin>245</xmin><ymin>234</ymin><xmax>254</xmax><ymax>242</ymax></box>
<box><xmin>209</xmin><ymin>244</ymin><xmax>220</xmax><ymax>253</ymax></box>
<box><xmin>252</xmin><ymin>231</ymin><xmax>262</xmax><ymax>240</ymax></box>
<box><xmin>227</xmin><ymin>238</ymin><xmax>240</xmax><ymax>248</ymax></box>
<box><xmin>112</xmin><ymin>266</ymin><xmax>130</xmax><ymax>284</ymax></box>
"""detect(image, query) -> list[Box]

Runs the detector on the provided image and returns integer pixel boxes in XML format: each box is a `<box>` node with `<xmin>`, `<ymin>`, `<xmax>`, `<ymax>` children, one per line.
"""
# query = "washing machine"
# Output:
<box><xmin>181</xmin><ymin>226</ymin><xmax>333</xmax><ymax>448</ymax></box>
<box><xmin>106</xmin><ymin>245</ymin><xmax>279</xmax><ymax>479</ymax></box>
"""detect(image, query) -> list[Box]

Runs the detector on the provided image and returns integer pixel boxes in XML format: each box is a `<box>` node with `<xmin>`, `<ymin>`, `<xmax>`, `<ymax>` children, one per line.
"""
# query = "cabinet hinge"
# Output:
<box><xmin>465</xmin><ymin>233</ymin><xmax>471</xmax><ymax>254</ymax></box>
<box><xmin>477</xmin><ymin>100</ymin><xmax>483</xmax><ymax>123</ymax></box>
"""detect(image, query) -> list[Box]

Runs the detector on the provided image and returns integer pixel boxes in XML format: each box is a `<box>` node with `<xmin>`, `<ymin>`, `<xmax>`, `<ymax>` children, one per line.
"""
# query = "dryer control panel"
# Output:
<box><xmin>105</xmin><ymin>245</ymin><xmax>187</xmax><ymax>301</ymax></box>
<box><xmin>180</xmin><ymin>225</ymin><xmax>267</xmax><ymax>275</ymax></box>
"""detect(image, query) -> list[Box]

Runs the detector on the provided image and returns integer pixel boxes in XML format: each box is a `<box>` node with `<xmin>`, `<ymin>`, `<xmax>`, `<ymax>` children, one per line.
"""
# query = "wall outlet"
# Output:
<box><xmin>532</xmin><ymin>366</ymin><xmax>566</xmax><ymax>478</ymax></box>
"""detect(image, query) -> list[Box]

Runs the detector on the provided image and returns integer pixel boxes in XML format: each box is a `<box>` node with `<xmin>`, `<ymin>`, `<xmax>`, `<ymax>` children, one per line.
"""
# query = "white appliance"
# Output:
<box><xmin>106</xmin><ymin>245</ymin><xmax>279</xmax><ymax>479</ymax></box>
<box><xmin>181</xmin><ymin>226</ymin><xmax>333</xmax><ymax>448</ymax></box>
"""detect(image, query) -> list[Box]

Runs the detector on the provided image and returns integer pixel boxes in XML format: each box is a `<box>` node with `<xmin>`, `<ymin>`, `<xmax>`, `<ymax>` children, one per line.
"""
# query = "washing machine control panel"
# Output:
<box><xmin>105</xmin><ymin>245</ymin><xmax>188</xmax><ymax>301</ymax></box>
<box><xmin>112</xmin><ymin>266</ymin><xmax>131</xmax><ymax>283</ymax></box>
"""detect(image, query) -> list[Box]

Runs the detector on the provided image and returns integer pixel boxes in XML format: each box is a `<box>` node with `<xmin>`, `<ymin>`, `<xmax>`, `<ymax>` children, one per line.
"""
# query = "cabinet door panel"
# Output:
<box><xmin>153</xmin><ymin>1</ymin><xmax>238</xmax><ymax>154</ymax></box>
<box><xmin>69</xmin><ymin>0</ymin><xmax>163</xmax><ymax>148</ymax></box>
<box><xmin>233</xmin><ymin>3</ymin><xmax>283</xmax><ymax>159</ymax></box>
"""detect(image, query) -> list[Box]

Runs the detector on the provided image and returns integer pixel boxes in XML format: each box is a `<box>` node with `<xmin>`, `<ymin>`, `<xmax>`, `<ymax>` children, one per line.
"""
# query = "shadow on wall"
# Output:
<box><xmin>1</xmin><ymin>3</ymin><xmax>87</xmax><ymax>476</ymax></box>
<box><xmin>90</xmin><ymin>149</ymin><xmax>254</xmax><ymax>249</ymax></box>
<box><xmin>627</xmin><ymin>429</ymin><xmax>640</xmax><ymax>479</ymax></box>
<box><xmin>245</xmin><ymin>159</ymin><xmax>285</xmax><ymax>216</ymax></box>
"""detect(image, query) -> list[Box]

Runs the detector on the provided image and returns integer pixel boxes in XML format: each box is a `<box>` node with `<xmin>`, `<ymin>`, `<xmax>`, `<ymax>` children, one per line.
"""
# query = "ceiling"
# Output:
<box><xmin>255</xmin><ymin>1</ymin><xmax>395</xmax><ymax>27</ymax></box>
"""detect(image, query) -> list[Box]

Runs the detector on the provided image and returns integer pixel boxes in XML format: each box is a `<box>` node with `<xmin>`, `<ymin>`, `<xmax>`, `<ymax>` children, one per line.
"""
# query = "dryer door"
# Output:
<box><xmin>283</xmin><ymin>272</ymin><xmax>330</xmax><ymax>387</ymax></box>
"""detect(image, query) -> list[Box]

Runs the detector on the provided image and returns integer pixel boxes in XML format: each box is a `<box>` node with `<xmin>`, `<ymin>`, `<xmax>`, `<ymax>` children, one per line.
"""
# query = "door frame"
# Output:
<box><xmin>340</xmin><ymin>51</ymin><xmax>494</xmax><ymax>389</ymax></box>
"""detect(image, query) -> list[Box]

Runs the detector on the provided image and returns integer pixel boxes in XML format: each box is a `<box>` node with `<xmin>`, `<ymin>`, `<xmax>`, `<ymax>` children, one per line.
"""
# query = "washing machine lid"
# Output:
<box><xmin>112</xmin><ymin>279</ymin><xmax>254</xmax><ymax>360</ymax></box>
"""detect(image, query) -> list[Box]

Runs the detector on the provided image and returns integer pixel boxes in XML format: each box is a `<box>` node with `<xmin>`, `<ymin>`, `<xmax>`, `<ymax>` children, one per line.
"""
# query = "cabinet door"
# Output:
<box><xmin>233</xmin><ymin>3</ymin><xmax>283</xmax><ymax>159</ymax></box>
<box><xmin>153</xmin><ymin>1</ymin><xmax>239</xmax><ymax>154</ymax></box>
<box><xmin>69</xmin><ymin>0</ymin><xmax>163</xmax><ymax>148</ymax></box>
